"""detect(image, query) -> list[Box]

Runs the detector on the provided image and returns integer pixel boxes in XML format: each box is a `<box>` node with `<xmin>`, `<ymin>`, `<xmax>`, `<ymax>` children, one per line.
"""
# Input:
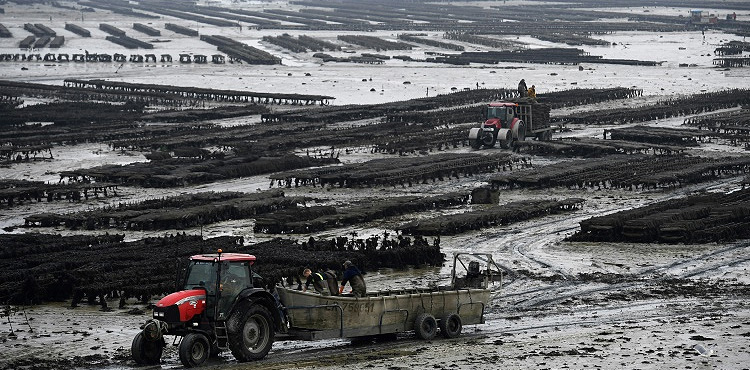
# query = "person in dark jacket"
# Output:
<box><xmin>303</xmin><ymin>268</ymin><xmax>328</xmax><ymax>295</ymax></box>
<box><xmin>518</xmin><ymin>79</ymin><xmax>528</xmax><ymax>97</ymax></box>
<box><xmin>339</xmin><ymin>260</ymin><xmax>366</xmax><ymax>297</ymax></box>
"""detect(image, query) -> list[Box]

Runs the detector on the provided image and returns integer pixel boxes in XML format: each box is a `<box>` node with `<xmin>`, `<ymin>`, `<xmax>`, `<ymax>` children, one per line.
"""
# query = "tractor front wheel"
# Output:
<box><xmin>178</xmin><ymin>332</ymin><xmax>210</xmax><ymax>368</ymax></box>
<box><xmin>227</xmin><ymin>301</ymin><xmax>275</xmax><ymax>362</ymax></box>
<box><xmin>481</xmin><ymin>131</ymin><xmax>497</xmax><ymax>148</ymax></box>
<box><xmin>131</xmin><ymin>331</ymin><xmax>164</xmax><ymax>365</ymax></box>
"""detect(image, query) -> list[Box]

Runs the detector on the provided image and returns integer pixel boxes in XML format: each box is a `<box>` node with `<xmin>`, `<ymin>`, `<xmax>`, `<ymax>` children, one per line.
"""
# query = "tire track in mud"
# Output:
<box><xmin>446</xmin><ymin>215</ymin><xmax>583</xmax><ymax>280</ymax></box>
<box><xmin>495</xmin><ymin>238</ymin><xmax>750</xmax><ymax>310</ymax></box>
<box><xmin>480</xmin><ymin>178</ymin><xmax>748</xmax><ymax>310</ymax></box>
<box><xmin>643</xmin><ymin>240</ymin><xmax>750</xmax><ymax>278</ymax></box>
<box><xmin>195</xmin><ymin>298</ymin><xmax>745</xmax><ymax>370</ymax></box>
<box><xmin>485</xmin><ymin>298</ymin><xmax>747</xmax><ymax>339</ymax></box>
<box><xmin>459</xmin><ymin>178</ymin><xmax>741</xmax><ymax>286</ymax></box>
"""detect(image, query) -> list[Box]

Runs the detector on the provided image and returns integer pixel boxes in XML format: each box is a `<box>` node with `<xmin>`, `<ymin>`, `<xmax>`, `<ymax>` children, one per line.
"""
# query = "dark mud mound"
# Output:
<box><xmin>684</xmin><ymin>108</ymin><xmax>750</xmax><ymax>148</ymax></box>
<box><xmin>398</xmin><ymin>198</ymin><xmax>585</xmax><ymax>236</ymax></box>
<box><xmin>0</xmin><ymin>180</ymin><xmax>118</xmax><ymax>208</ymax></box>
<box><xmin>605</xmin><ymin>126</ymin><xmax>706</xmax><ymax>146</ymax></box>
<box><xmin>0</xmin><ymin>354</ymin><xmax>111</xmax><ymax>370</ymax></box>
<box><xmin>489</xmin><ymin>154</ymin><xmax>750</xmax><ymax>191</ymax></box>
<box><xmin>445</xmin><ymin>48</ymin><xmax>662</xmax><ymax>66</ymax></box>
<box><xmin>0</xmin><ymin>144</ymin><xmax>53</xmax><ymax>164</ymax></box>
<box><xmin>571</xmin><ymin>187</ymin><xmax>750</xmax><ymax>243</ymax></box>
<box><xmin>553</xmin><ymin>89</ymin><xmax>750</xmax><ymax>126</ymax></box>
<box><xmin>271</xmin><ymin>152</ymin><xmax>521</xmax><ymax>188</ymax></box>
<box><xmin>23</xmin><ymin>190</ymin><xmax>304</xmax><ymax>230</ymax></box>
<box><xmin>0</xmin><ymin>234</ymin><xmax>442</xmax><ymax>306</ymax></box>
<box><xmin>515</xmin><ymin>137</ymin><xmax>686</xmax><ymax>157</ymax></box>
<box><xmin>255</xmin><ymin>192</ymin><xmax>470</xmax><ymax>234</ymax></box>
<box><xmin>60</xmin><ymin>155</ymin><xmax>337</xmax><ymax>188</ymax></box>
<box><xmin>0</xmin><ymin>100</ymin><xmax>148</xmax><ymax>127</ymax></box>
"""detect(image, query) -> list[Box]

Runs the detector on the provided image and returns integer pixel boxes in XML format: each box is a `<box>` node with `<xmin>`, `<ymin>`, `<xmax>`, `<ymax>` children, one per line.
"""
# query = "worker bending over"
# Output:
<box><xmin>339</xmin><ymin>260</ymin><xmax>366</xmax><ymax>297</ymax></box>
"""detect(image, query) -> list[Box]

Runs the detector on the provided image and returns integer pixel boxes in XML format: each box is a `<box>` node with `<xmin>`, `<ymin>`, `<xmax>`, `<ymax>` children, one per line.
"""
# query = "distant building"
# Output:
<box><xmin>690</xmin><ymin>10</ymin><xmax>718</xmax><ymax>24</ymax></box>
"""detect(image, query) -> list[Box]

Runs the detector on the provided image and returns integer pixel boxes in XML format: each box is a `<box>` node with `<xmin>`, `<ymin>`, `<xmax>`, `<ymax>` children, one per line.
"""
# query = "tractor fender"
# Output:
<box><xmin>497</xmin><ymin>128</ymin><xmax>512</xmax><ymax>142</ymax></box>
<box><xmin>468</xmin><ymin>127</ymin><xmax>482</xmax><ymax>140</ymax></box>
<box><xmin>232</xmin><ymin>289</ymin><xmax>284</xmax><ymax>332</ymax></box>
<box><xmin>510</xmin><ymin>118</ymin><xmax>524</xmax><ymax>139</ymax></box>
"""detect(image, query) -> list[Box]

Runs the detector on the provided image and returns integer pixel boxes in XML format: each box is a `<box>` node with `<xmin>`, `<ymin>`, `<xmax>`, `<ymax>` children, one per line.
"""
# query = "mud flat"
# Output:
<box><xmin>2</xmin><ymin>0</ymin><xmax>750</xmax><ymax>369</ymax></box>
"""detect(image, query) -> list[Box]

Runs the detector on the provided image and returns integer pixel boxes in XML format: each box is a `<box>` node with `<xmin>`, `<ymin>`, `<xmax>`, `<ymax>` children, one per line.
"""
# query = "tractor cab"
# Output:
<box><xmin>484</xmin><ymin>102</ymin><xmax>518</xmax><ymax>129</ymax></box>
<box><xmin>183</xmin><ymin>253</ymin><xmax>256</xmax><ymax>320</ymax></box>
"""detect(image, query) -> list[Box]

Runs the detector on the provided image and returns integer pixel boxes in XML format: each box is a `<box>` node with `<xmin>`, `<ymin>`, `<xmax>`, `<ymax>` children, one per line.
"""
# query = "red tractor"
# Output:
<box><xmin>131</xmin><ymin>251</ymin><xmax>281</xmax><ymax>367</ymax></box>
<box><xmin>468</xmin><ymin>98</ymin><xmax>552</xmax><ymax>149</ymax></box>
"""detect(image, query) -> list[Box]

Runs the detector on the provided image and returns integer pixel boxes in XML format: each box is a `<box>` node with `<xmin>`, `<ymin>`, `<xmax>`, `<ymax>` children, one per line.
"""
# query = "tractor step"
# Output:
<box><xmin>215</xmin><ymin>321</ymin><xmax>229</xmax><ymax>349</ymax></box>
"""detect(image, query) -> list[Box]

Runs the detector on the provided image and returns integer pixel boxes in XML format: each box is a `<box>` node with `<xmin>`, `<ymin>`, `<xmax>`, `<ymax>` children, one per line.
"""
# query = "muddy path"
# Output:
<box><xmin>3</xmin><ymin>2</ymin><xmax>750</xmax><ymax>369</ymax></box>
<box><xmin>2</xmin><ymin>200</ymin><xmax>749</xmax><ymax>370</ymax></box>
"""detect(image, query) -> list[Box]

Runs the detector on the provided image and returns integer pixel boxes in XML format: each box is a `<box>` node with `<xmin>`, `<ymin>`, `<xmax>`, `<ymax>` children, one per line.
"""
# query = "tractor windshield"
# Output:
<box><xmin>220</xmin><ymin>261</ymin><xmax>252</xmax><ymax>290</ymax></box>
<box><xmin>184</xmin><ymin>261</ymin><xmax>220</xmax><ymax>293</ymax></box>
<box><xmin>184</xmin><ymin>260</ymin><xmax>254</xmax><ymax>294</ymax></box>
<box><xmin>486</xmin><ymin>106</ymin><xmax>508</xmax><ymax>120</ymax></box>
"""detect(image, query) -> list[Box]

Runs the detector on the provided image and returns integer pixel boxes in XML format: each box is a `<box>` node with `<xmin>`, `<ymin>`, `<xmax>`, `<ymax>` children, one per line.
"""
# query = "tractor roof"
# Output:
<box><xmin>190</xmin><ymin>253</ymin><xmax>256</xmax><ymax>263</ymax></box>
<box><xmin>488</xmin><ymin>102</ymin><xmax>518</xmax><ymax>107</ymax></box>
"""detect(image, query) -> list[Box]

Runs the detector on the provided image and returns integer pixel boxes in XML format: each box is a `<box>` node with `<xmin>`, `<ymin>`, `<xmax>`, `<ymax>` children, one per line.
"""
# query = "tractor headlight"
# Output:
<box><xmin>153</xmin><ymin>311</ymin><xmax>164</xmax><ymax>317</ymax></box>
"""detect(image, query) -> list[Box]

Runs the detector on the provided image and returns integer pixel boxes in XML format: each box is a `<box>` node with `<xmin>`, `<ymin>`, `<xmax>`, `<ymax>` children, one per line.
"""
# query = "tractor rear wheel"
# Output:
<box><xmin>178</xmin><ymin>332</ymin><xmax>210</xmax><ymax>368</ymax></box>
<box><xmin>439</xmin><ymin>313</ymin><xmax>463</xmax><ymax>338</ymax></box>
<box><xmin>414</xmin><ymin>313</ymin><xmax>437</xmax><ymax>340</ymax></box>
<box><xmin>131</xmin><ymin>331</ymin><xmax>164</xmax><ymax>365</ymax></box>
<box><xmin>227</xmin><ymin>301</ymin><xmax>275</xmax><ymax>362</ymax></box>
<box><xmin>515</xmin><ymin>123</ymin><xmax>526</xmax><ymax>142</ymax></box>
<box><xmin>498</xmin><ymin>130</ymin><xmax>512</xmax><ymax>149</ymax></box>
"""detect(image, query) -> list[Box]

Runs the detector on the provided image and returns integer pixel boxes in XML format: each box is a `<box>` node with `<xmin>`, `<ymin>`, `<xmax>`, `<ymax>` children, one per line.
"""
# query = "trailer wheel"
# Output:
<box><xmin>131</xmin><ymin>331</ymin><xmax>164</xmax><ymax>365</ymax></box>
<box><xmin>178</xmin><ymin>332</ymin><xmax>210</xmax><ymax>368</ymax></box>
<box><xmin>227</xmin><ymin>301</ymin><xmax>275</xmax><ymax>362</ymax></box>
<box><xmin>414</xmin><ymin>313</ymin><xmax>438</xmax><ymax>340</ymax></box>
<box><xmin>439</xmin><ymin>313</ymin><xmax>463</xmax><ymax>339</ymax></box>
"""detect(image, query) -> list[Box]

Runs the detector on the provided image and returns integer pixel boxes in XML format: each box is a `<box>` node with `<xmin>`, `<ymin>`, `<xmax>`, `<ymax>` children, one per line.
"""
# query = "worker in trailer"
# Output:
<box><xmin>518</xmin><ymin>79</ymin><xmax>528</xmax><ymax>97</ymax></box>
<box><xmin>339</xmin><ymin>260</ymin><xmax>366</xmax><ymax>297</ymax></box>
<box><xmin>303</xmin><ymin>268</ymin><xmax>340</xmax><ymax>296</ymax></box>
<box><xmin>528</xmin><ymin>85</ymin><xmax>537</xmax><ymax>99</ymax></box>
<box><xmin>302</xmin><ymin>268</ymin><xmax>328</xmax><ymax>294</ymax></box>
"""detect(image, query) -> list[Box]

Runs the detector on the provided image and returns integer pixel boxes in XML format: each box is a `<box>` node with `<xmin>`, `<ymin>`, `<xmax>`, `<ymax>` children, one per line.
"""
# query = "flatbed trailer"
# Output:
<box><xmin>277</xmin><ymin>253</ymin><xmax>501</xmax><ymax>340</ymax></box>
